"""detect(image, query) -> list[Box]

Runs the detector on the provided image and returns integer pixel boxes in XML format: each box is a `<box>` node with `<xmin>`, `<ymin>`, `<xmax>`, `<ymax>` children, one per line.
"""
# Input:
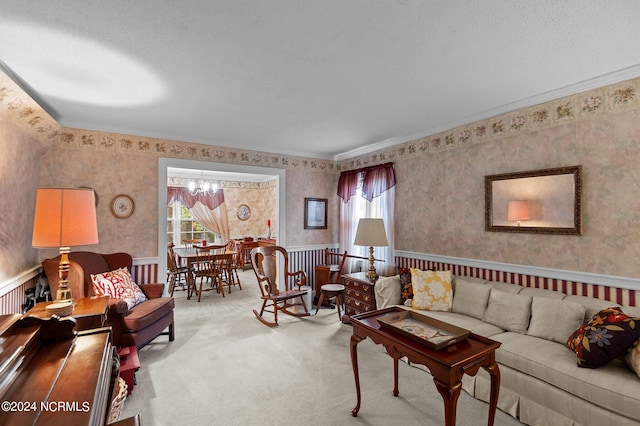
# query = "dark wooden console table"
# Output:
<box><xmin>350</xmin><ymin>307</ymin><xmax>501</xmax><ymax>426</ymax></box>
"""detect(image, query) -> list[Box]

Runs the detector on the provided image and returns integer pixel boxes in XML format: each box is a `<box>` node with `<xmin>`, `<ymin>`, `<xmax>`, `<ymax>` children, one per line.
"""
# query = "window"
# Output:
<box><xmin>338</xmin><ymin>163</ymin><xmax>395</xmax><ymax>276</ymax></box>
<box><xmin>167</xmin><ymin>201</ymin><xmax>217</xmax><ymax>247</ymax></box>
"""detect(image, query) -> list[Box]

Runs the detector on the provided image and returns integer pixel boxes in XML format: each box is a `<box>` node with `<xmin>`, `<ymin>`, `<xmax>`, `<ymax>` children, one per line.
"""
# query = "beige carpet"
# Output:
<box><xmin>120</xmin><ymin>269</ymin><xmax>523</xmax><ymax>426</ymax></box>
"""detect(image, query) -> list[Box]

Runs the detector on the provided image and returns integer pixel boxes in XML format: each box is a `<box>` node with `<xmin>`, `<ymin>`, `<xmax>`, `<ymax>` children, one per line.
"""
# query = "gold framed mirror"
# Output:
<box><xmin>485</xmin><ymin>165</ymin><xmax>582</xmax><ymax>235</ymax></box>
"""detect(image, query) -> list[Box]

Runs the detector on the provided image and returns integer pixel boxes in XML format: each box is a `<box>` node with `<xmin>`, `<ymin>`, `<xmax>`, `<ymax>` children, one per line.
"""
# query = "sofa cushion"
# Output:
<box><xmin>410</xmin><ymin>269</ymin><xmax>452</xmax><ymax>311</ymax></box>
<box><xmin>486</xmin><ymin>281</ymin><xmax>523</xmax><ymax>294</ymax></box>
<box><xmin>452</xmin><ymin>275</ymin><xmax>488</xmax><ymax>291</ymax></box>
<box><xmin>527</xmin><ymin>297</ymin><xmax>586</xmax><ymax>344</ymax></box>
<box><xmin>626</xmin><ymin>339</ymin><xmax>640</xmax><ymax>379</ymax></box>
<box><xmin>519</xmin><ymin>287</ymin><xmax>566</xmax><ymax>299</ymax></box>
<box><xmin>622</xmin><ymin>305</ymin><xmax>640</xmax><ymax>318</ymax></box>
<box><xmin>91</xmin><ymin>268</ymin><xmax>148</xmax><ymax>309</ymax></box>
<box><xmin>123</xmin><ymin>297</ymin><xmax>175</xmax><ymax>332</ymax></box>
<box><xmin>567</xmin><ymin>306</ymin><xmax>640</xmax><ymax>368</ymax></box>
<box><xmin>482</xmin><ymin>288</ymin><xmax>532</xmax><ymax>333</ymax></box>
<box><xmin>451</xmin><ymin>279</ymin><xmax>491</xmax><ymax>320</ymax></box>
<box><xmin>492</xmin><ymin>331</ymin><xmax>640</xmax><ymax>421</ymax></box>
<box><xmin>562</xmin><ymin>294</ymin><xmax>620</xmax><ymax>321</ymax></box>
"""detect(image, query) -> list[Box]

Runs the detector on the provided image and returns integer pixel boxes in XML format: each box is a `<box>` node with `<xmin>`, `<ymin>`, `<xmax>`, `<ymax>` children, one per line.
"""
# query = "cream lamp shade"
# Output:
<box><xmin>32</xmin><ymin>188</ymin><xmax>98</xmax><ymax>301</ymax></box>
<box><xmin>354</xmin><ymin>218</ymin><xmax>388</xmax><ymax>280</ymax></box>
<box><xmin>507</xmin><ymin>200</ymin><xmax>530</xmax><ymax>226</ymax></box>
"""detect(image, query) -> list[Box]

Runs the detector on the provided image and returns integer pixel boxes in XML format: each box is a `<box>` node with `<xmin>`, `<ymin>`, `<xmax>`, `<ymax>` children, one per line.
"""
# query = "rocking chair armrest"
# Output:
<box><xmin>286</xmin><ymin>270</ymin><xmax>307</xmax><ymax>290</ymax></box>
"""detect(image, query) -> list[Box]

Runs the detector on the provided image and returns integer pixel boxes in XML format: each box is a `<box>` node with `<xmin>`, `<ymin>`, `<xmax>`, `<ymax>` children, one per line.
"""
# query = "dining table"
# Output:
<box><xmin>174</xmin><ymin>247</ymin><xmax>236</xmax><ymax>299</ymax></box>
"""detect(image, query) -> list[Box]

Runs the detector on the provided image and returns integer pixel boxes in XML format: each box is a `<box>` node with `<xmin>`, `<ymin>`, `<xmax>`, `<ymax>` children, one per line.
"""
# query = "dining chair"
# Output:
<box><xmin>225</xmin><ymin>241</ymin><xmax>243</xmax><ymax>291</ymax></box>
<box><xmin>167</xmin><ymin>242</ymin><xmax>190</xmax><ymax>296</ymax></box>
<box><xmin>192</xmin><ymin>244</ymin><xmax>228</xmax><ymax>302</ymax></box>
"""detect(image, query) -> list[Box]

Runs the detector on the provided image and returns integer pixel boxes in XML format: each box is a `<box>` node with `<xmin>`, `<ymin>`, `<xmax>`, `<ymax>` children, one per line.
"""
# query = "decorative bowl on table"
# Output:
<box><xmin>45</xmin><ymin>300</ymin><xmax>74</xmax><ymax>317</ymax></box>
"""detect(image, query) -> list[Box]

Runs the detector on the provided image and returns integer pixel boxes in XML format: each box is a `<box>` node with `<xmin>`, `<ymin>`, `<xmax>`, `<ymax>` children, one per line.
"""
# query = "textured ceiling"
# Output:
<box><xmin>2</xmin><ymin>1</ymin><xmax>640</xmax><ymax>160</ymax></box>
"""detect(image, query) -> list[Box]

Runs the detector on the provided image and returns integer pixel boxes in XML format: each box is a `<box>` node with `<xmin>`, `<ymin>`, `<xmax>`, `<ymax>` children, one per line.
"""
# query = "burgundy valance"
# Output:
<box><xmin>337</xmin><ymin>162</ymin><xmax>396</xmax><ymax>203</ymax></box>
<box><xmin>167</xmin><ymin>186</ymin><xmax>225</xmax><ymax>210</ymax></box>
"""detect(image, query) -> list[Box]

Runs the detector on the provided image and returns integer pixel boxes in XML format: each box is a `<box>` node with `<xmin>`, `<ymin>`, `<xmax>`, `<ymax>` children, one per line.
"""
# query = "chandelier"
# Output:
<box><xmin>188</xmin><ymin>171</ymin><xmax>218</xmax><ymax>196</ymax></box>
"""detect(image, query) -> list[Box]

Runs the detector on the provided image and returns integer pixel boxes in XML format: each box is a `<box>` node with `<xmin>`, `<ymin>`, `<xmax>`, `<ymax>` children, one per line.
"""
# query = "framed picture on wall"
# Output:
<box><xmin>304</xmin><ymin>198</ymin><xmax>327</xmax><ymax>230</ymax></box>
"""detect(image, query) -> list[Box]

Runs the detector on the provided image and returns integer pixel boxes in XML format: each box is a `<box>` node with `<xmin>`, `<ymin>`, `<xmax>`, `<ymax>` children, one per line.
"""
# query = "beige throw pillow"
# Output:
<box><xmin>482</xmin><ymin>288</ymin><xmax>532</xmax><ymax>333</ymax></box>
<box><xmin>451</xmin><ymin>279</ymin><xmax>491</xmax><ymax>320</ymax></box>
<box><xmin>527</xmin><ymin>297</ymin><xmax>586</xmax><ymax>344</ymax></box>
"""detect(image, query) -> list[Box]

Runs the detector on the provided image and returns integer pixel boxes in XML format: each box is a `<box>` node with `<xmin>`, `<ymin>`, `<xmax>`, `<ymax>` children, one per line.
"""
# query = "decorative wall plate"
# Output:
<box><xmin>111</xmin><ymin>194</ymin><xmax>135</xmax><ymax>218</ymax></box>
<box><xmin>236</xmin><ymin>204</ymin><xmax>251</xmax><ymax>221</ymax></box>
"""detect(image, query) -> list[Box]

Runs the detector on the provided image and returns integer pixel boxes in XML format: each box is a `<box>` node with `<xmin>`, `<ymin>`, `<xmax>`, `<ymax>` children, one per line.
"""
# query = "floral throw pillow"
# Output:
<box><xmin>399</xmin><ymin>267</ymin><xmax>413</xmax><ymax>303</ymax></box>
<box><xmin>567</xmin><ymin>306</ymin><xmax>640</xmax><ymax>369</ymax></box>
<box><xmin>410</xmin><ymin>269</ymin><xmax>452</xmax><ymax>311</ymax></box>
<box><xmin>91</xmin><ymin>268</ymin><xmax>147</xmax><ymax>309</ymax></box>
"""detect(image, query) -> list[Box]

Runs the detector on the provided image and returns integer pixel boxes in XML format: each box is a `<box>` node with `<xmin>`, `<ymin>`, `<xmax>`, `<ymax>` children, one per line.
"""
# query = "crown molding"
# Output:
<box><xmin>334</xmin><ymin>64</ymin><xmax>640</xmax><ymax>162</ymax></box>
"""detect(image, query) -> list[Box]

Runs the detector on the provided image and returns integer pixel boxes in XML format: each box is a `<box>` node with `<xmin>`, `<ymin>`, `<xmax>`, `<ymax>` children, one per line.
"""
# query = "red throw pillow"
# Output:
<box><xmin>91</xmin><ymin>268</ymin><xmax>147</xmax><ymax>309</ymax></box>
<box><xmin>567</xmin><ymin>306</ymin><xmax>640</xmax><ymax>368</ymax></box>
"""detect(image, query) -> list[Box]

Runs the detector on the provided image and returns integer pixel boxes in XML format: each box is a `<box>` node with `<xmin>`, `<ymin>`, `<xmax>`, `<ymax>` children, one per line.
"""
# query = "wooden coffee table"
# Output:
<box><xmin>28</xmin><ymin>296</ymin><xmax>109</xmax><ymax>331</ymax></box>
<box><xmin>350</xmin><ymin>307</ymin><xmax>501</xmax><ymax>426</ymax></box>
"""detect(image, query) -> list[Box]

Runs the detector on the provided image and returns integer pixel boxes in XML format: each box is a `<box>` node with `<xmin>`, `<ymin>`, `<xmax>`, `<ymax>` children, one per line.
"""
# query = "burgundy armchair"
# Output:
<box><xmin>42</xmin><ymin>251</ymin><xmax>175</xmax><ymax>349</ymax></box>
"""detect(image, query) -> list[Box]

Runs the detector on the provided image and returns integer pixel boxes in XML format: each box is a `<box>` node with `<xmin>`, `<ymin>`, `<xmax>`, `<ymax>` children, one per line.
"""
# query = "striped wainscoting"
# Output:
<box><xmin>396</xmin><ymin>253</ymin><xmax>639</xmax><ymax>307</ymax></box>
<box><xmin>287</xmin><ymin>246</ymin><xmax>337</xmax><ymax>292</ymax></box>
<box><xmin>132</xmin><ymin>257</ymin><xmax>160</xmax><ymax>285</ymax></box>
<box><xmin>0</xmin><ymin>267</ymin><xmax>41</xmax><ymax>315</ymax></box>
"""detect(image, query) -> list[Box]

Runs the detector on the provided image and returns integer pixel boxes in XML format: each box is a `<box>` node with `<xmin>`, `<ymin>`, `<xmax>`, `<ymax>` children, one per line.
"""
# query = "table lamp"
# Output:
<box><xmin>507</xmin><ymin>200</ymin><xmax>530</xmax><ymax>227</ymax></box>
<box><xmin>354</xmin><ymin>218</ymin><xmax>388</xmax><ymax>281</ymax></box>
<box><xmin>32</xmin><ymin>188</ymin><xmax>99</xmax><ymax>302</ymax></box>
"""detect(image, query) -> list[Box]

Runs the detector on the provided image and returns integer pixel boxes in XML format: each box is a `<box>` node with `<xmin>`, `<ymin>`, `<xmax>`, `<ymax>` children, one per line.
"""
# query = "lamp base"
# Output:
<box><xmin>366</xmin><ymin>246</ymin><xmax>378</xmax><ymax>281</ymax></box>
<box><xmin>57</xmin><ymin>247</ymin><xmax>74</xmax><ymax>303</ymax></box>
<box><xmin>56</xmin><ymin>285</ymin><xmax>73</xmax><ymax>302</ymax></box>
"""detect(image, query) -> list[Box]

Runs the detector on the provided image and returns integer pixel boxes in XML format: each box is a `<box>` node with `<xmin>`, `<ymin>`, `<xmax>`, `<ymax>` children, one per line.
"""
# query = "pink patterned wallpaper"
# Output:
<box><xmin>340</xmin><ymin>79</ymin><xmax>640</xmax><ymax>279</ymax></box>
<box><xmin>2</xmin><ymin>67</ymin><xmax>640</xmax><ymax>282</ymax></box>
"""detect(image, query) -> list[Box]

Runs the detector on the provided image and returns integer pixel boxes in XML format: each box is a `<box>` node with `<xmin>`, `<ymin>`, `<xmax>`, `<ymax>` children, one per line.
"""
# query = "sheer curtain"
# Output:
<box><xmin>167</xmin><ymin>187</ymin><xmax>231</xmax><ymax>242</ymax></box>
<box><xmin>338</xmin><ymin>163</ymin><xmax>395</xmax><ymax>276</ymax></box>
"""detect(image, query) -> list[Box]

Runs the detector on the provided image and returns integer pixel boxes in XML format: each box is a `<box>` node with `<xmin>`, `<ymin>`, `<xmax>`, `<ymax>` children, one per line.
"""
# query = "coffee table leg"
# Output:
<box><xmin>434</xmin><ymin>379</ymin><xmax>462</xmax><ymax>426</ymax></box>
<box><xmin>485</xmin><ymin>362</ymin><xmax>501</xmax><ymax>426</ymax></box>
<box><xmin>393</xmin><ymin>357</ymin><xmax>399</xmax><ymax>396</ymax></box>
<box><xmin>350</xmin><ymin>334</ymin><xmax>364</xmax><ymax>417</ymax></box>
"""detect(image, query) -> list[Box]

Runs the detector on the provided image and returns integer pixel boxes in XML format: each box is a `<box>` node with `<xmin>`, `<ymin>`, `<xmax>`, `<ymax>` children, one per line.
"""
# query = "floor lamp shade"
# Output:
<box><xmin>32</xmin><ymin>188</ymin><xmax>99</xmax><ymax>248</ymax></box>
<box><xmin>354</xmin><ymin>218</ymin><xmax>388</xmax><ymax>280</ymax></box>
<box><xmin>32</xmin><ymin>188</ymin><xmax>98</xmax><ymax>302</ymax></box>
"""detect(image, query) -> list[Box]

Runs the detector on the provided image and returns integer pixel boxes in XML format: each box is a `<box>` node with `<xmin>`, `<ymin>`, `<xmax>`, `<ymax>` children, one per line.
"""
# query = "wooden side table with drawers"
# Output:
<box><xmin>342</xmin><ymin>272</ymin><xmax>377</xmax><ymax>324</ymax></box>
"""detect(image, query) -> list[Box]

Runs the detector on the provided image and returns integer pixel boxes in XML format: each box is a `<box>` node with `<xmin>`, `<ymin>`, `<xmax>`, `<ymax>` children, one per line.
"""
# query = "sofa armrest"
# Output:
<box><xmin>140</xmin><ymin>283</ymin><xmax>165</xmax><ymax>299</ymax></box>
<box><xmin>374</xmin><ymin>275</ymin><xmax>402</xmax><ymax>309</ymax></box>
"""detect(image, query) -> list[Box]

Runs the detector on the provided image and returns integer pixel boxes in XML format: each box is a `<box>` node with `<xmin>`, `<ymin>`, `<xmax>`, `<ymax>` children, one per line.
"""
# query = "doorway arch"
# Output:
<box><xmin>158</xmin><ymin>157</ymin><xmax>286</xmax><ymax>282</ymax></box>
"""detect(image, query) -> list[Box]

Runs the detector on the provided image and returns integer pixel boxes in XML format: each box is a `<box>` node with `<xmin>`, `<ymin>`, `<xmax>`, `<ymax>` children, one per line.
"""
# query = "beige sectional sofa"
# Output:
<box><xmin>374</xmin><ymin>274</ymin><xmax>640</xmax><ymax>426</ymax></box>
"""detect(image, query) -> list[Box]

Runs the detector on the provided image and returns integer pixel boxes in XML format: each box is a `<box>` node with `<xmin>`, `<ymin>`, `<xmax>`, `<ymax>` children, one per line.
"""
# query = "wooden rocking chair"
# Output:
<box><xmin>249</xmin><ymin>245</ymin><xmax>310</xmax><ymax>327</ymax></box>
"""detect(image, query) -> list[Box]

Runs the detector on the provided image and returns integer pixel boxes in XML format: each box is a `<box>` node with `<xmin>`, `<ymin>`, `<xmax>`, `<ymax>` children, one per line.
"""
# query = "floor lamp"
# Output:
<box><xmin>32</xmin><ymin>188</ymin><xmax>99</xmax><ymax>302</ymax></box>
<box><xmin>354</xmin><ymin>218</ymin><xmax>388</xmax><ymax>281</ymax></box>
